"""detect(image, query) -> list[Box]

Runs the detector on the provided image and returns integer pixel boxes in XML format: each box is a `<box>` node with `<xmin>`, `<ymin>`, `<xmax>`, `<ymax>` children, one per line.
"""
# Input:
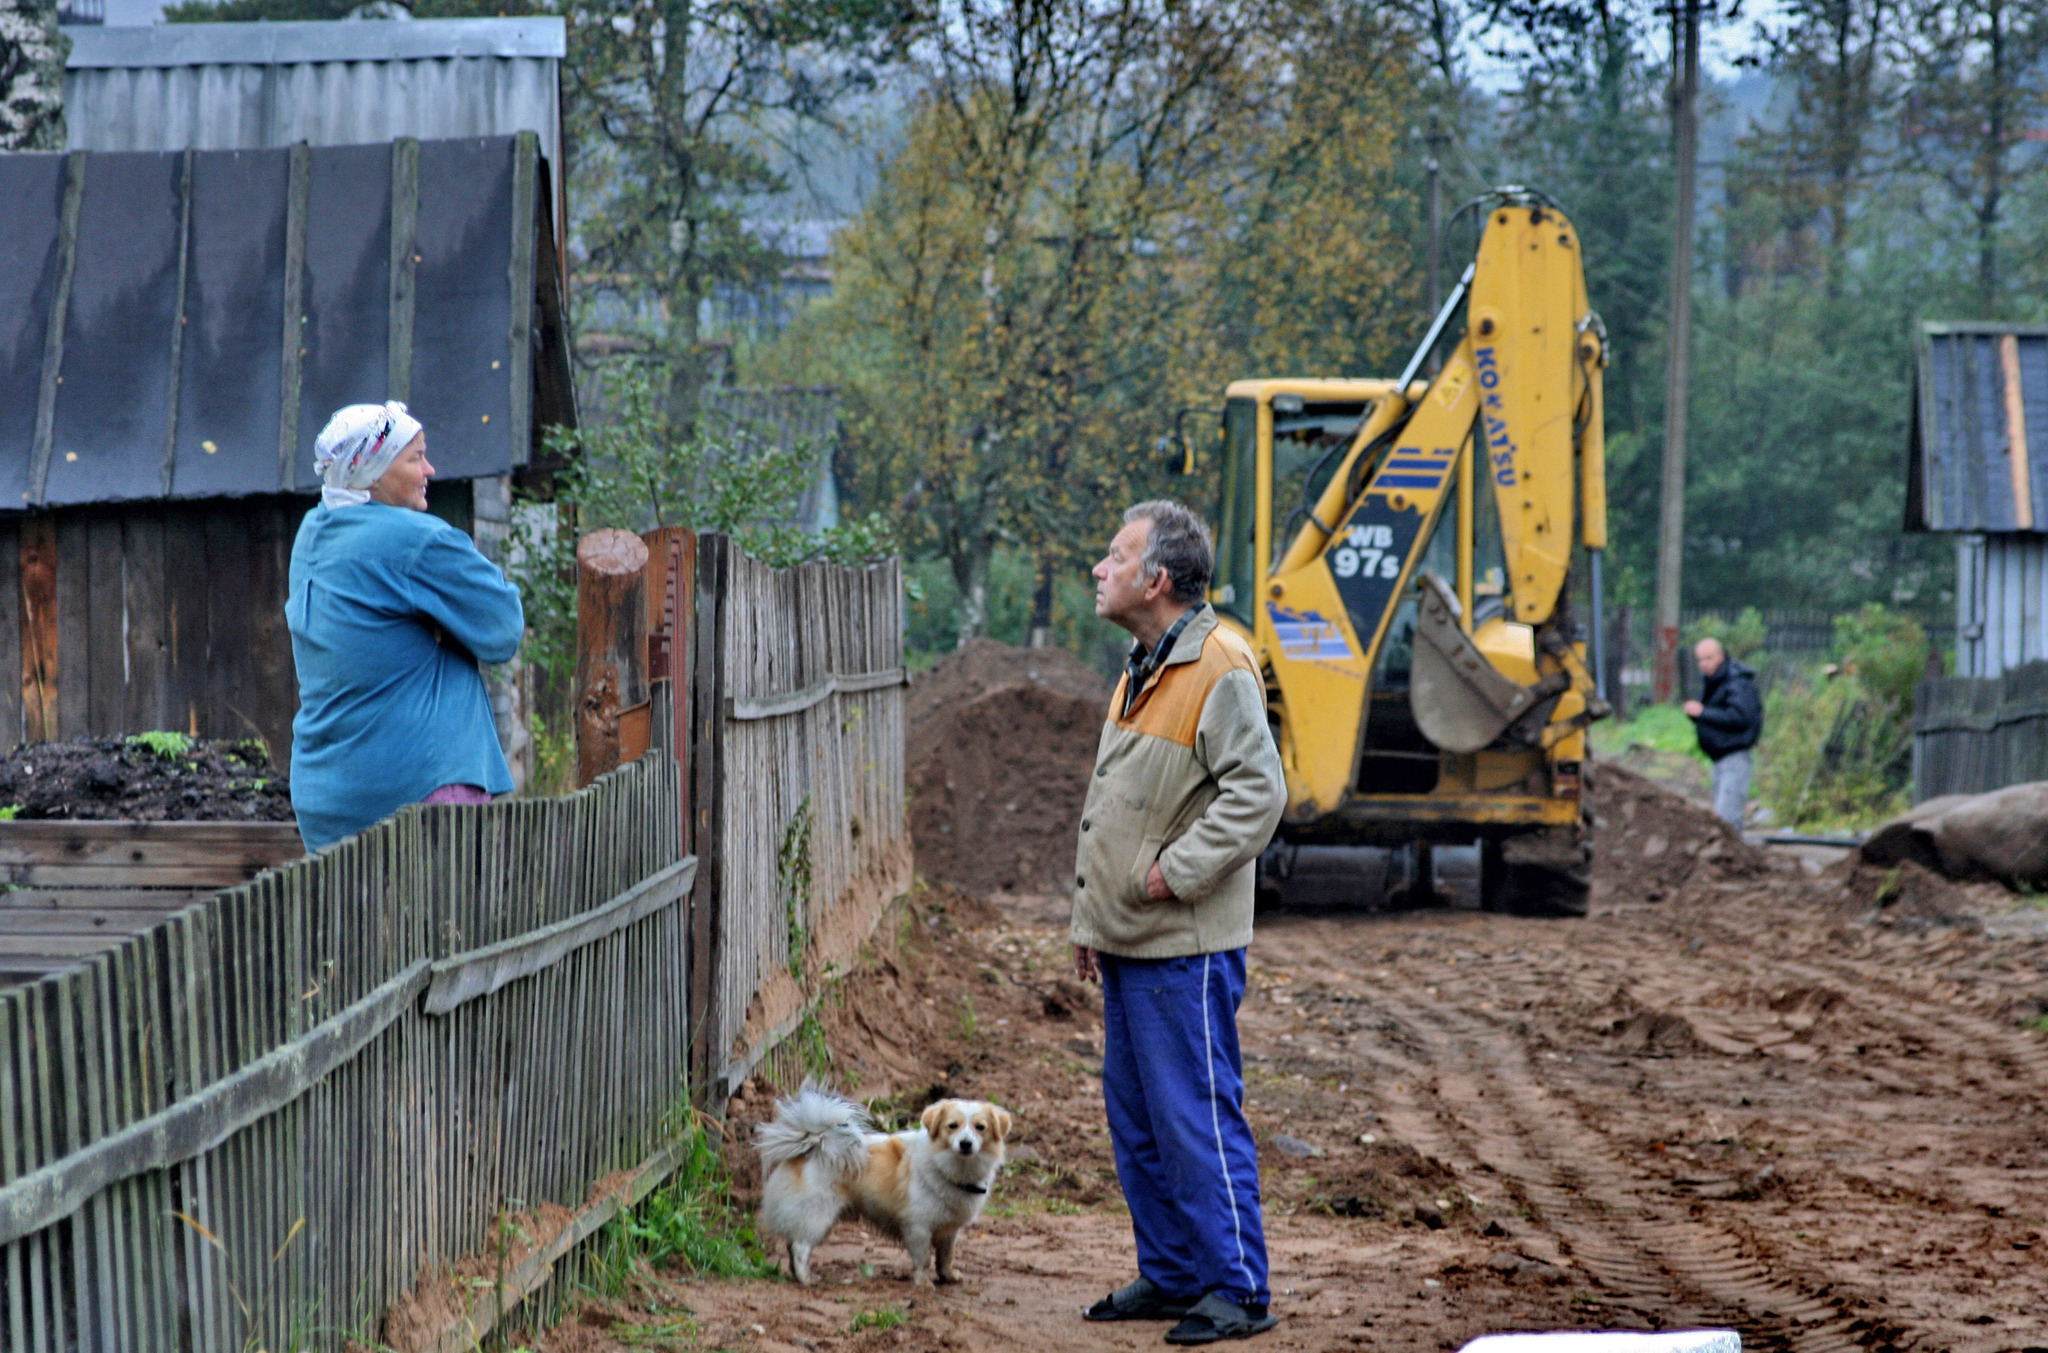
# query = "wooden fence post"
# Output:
<box><xmin>687</xmin><ymin>532</ymin><xmax>727</xmax><ymax>1104</ymax></box>
<box><xmin>575</xmin><ymin>529</ymin><xmax>650</xmax><ymax>788</ymax></box>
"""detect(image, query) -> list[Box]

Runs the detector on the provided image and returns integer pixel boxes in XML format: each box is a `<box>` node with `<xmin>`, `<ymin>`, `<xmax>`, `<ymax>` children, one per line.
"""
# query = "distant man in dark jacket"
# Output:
<box><xmin>1683</xmin><ymin>637</ymin><xmax>1763</xmax><ymax>826</ymax></box>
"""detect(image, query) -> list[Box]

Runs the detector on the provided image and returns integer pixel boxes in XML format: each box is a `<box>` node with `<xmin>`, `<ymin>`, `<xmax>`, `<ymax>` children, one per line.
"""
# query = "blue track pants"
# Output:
<box><xmin>1099</xmin><ymin>948</ymin><xmax>1270</xmax><ymax>1307</ymax></box>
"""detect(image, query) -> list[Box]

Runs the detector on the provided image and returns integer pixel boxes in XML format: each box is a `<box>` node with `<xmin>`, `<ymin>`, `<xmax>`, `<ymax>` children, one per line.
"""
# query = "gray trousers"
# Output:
<box><xmin>1710</xmin><ymin>748</ymin><xmax>1752</xmax><ymax>827</ymax></box>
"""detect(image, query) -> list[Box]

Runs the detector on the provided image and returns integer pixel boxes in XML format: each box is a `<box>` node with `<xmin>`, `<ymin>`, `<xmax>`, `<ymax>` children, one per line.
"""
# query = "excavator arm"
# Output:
<box><xmin>1254</xmin><ymin>192</ymin><xmax>1611</xmax><ymax>818</ymax></box>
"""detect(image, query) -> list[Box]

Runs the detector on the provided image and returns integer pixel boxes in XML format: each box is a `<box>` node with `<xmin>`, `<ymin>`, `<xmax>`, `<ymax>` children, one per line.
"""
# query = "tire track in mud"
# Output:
<box><xmin>1361</xmin><ymin>985</ymin><xmax>1902</xmax><ymax>1353</ymax></box>
<box><xmin>1758</xmin><ymin>949</ymin><xmax>2048</xmax><ymax>1095</ymax></box>
<box><xmin>1637</xmin><ymin>906</ymin><xmax>2048</xmax><ymax>1113</ymax></box>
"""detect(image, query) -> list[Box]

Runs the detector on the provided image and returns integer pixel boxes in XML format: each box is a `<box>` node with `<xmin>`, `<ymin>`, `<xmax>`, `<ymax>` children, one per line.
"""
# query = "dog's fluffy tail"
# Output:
<box><xmin>754</xmin><ymin>1080</ymin><xmax>872</xmax><ymax>1180</ymax></box>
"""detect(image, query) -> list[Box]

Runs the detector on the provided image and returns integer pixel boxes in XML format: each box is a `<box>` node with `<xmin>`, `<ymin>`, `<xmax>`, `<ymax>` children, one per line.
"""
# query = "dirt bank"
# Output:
<box><xmin>541</xmin><ymin>763</ymin><xmax>2048</xmax><ymax>1353</ymax></box>
<box><xmin>907</xmin><ymin>641</ymin><xmax>1111</xmax><ymax>896</ymax></box>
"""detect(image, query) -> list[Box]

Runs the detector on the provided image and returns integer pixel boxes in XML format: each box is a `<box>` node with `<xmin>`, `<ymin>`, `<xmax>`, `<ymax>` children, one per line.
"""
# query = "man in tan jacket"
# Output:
<box><xmin>1072</xmin><ymin>501</ymin><xmax>1286</xmax><ymax>1345</ymax></box>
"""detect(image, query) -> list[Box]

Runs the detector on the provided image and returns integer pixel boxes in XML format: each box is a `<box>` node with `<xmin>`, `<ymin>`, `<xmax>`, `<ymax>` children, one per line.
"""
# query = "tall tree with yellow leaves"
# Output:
<box><xmin>768</xmin><ymin>0</ymin><xmax>1430</xmax><ymax>644</ymax></box>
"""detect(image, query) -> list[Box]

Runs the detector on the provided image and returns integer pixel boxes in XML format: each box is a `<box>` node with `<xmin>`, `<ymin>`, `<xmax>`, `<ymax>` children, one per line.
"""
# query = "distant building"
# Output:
<box><xmin>1908</xmin><ymin>321</ymin><xmax>2048</xmax><ymax>677</ymax></box>
<box><xmin>709</xmin><ymin>218</ymin><xmax>844</xmax><ymax>337</ymax></box>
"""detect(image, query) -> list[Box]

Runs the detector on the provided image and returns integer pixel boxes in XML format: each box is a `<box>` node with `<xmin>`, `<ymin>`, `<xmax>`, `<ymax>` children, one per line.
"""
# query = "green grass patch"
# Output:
<box><xmin>2026</xmin><ymin>1015</ymin><xmax>2048</xmax><ymax>1035</ymax></box>
<box><xmin>1590</xmin><ymin>704</ymin><xmax>1707</xmax><ymax>763</ymax></box>
<box><xmin>851</xmin><ymin>1305</ymin><xmax>907</xmax><ymax>1332</ymax></box>
<box><xmin>780</xmin><ymin>799</ymin><xmax>815</xmax><ymax>979</ymax></box>
<box><xmin>586</xmin><ymin>1120</ymin><xmax>780</xmax><ymax>1295</ymax></box>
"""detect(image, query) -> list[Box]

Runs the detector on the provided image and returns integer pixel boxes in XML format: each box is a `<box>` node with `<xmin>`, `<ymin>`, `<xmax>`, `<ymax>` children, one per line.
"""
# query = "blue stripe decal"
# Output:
<box><xmin>1376</xmin><ymin>473</ymin><xmax>1442</xmax><ymax>488</ymax></box>
<box><xmin>1384</xmin><ymin>458</ymin><xmax>1442</xmax><ymax>470</ymax></box>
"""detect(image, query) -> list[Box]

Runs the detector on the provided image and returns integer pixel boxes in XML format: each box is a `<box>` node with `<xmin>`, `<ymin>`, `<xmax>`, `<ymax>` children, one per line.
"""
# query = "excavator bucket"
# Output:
<box><xmin>1409</xmin><ymin>574</ymin><xmax>1536</xmax><ymax>754</ymax></box>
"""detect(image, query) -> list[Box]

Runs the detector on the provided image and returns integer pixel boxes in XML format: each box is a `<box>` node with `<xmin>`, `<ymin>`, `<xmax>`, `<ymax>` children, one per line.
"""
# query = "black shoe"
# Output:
<box><xmin>1164</xmin><ymin>1292</ymin><xmax>1279</xmax><ymax>1345</ymax></box>
<box><xmin>1085</xmin><ymin>1277</ymin><xmax>1197</xmax><ymax>1322</ymax></box>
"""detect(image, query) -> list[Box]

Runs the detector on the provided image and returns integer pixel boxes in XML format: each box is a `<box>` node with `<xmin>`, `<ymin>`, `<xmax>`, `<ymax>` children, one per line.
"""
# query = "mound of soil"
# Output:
<box><xmin>908</xmin><ymin>641</ymin><xmax>1112</xmax><ymax>895</ymax></box>
<box><xmin>1590</xmin><ymin>761</ymin><xmax>1765</xmax><ymax>902</ymax></box>
<box><xmin>0</xmin><ymin>736</ymin><xmax>293</xmax><ymax>821</ymax></box>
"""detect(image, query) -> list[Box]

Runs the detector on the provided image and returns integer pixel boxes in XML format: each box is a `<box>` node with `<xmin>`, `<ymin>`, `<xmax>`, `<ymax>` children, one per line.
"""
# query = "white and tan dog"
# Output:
<box><xmin>754</xmin><ymin>1082</ymin><xmax>1012</xmax><ymax>1285</ymax></box>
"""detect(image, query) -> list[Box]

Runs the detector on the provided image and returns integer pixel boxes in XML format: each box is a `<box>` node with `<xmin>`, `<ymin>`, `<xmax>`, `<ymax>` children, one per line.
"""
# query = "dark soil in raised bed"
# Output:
<box><xmin>0</xmin><ymin>736</ymin><xmax>293</xmax><ymax>821</ymax></box>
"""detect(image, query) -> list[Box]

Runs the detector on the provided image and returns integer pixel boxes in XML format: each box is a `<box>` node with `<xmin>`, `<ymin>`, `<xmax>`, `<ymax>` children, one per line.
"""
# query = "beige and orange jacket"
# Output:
<box><xmin>1070</xmin><ymin>606</ymin><xmax>1286</xmax><ymax>959</ymax></box>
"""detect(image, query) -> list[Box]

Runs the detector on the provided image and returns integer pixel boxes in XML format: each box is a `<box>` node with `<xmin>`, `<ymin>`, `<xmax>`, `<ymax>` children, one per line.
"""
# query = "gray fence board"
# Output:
<box><xmin>1913</xmin><ymin>659</ymin><xmax>2048</xmax><ymax>799</ymax></box>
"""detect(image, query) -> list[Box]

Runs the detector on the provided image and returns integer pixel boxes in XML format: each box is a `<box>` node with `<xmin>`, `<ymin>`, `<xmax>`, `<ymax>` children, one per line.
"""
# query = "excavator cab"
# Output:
<box><xmin>1190</xmin><ymin>190</ymin><xmax>1613</xmax><ymax>914</ymax></box>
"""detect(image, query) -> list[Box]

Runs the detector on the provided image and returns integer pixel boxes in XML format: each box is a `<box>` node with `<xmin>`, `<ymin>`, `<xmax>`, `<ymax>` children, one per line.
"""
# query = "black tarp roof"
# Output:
<box><xmin>1910</xmin><ymin>322</ymin><xmax>2048</xmax><ymax>533</ymax></box>
<box><xmin>0</xmin><ymin>133</ymin><xmax>573</xmax><ymax>509</ymax></box>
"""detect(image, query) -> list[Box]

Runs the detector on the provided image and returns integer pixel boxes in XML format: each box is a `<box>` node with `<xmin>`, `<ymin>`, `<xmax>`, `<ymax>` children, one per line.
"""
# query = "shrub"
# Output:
<box><xmin>510</xmin><ymin>362</ymin><xmax>900</xmax><ymax>793</ymax></box>
<box><xmin>1751</xmin><ymin>604</ymin><xmax>1928</xmax><ymax>831</ymax></box>
<box><xmin>1685</xmin><ymin>607</ymin><xmax>1768</xmax><ymax>664</ymax></box>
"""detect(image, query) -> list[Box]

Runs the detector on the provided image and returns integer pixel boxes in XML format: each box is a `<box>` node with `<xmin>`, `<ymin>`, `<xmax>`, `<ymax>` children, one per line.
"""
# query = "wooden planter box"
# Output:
<box><xmin>0</xmin><ymin>820</ymin><xmax>306</xmax><ymax>984</ymax></box>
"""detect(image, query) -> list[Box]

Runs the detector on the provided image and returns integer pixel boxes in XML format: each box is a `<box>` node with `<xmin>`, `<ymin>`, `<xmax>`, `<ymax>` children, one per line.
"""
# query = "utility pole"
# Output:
<box><xmin>1424</xmin><ymin>119</ymin><xmax>1449</xmax><ymax>376</ymax></box>
<box><xmin>1426</xmin><ymin>126</ymin><xmax>1445</xmax><ymax>312</ymax></box>
<box><xmin>1653</xmin><ymin>0</ymin><xmax>1700</xmax><ymax>703</ymax></box>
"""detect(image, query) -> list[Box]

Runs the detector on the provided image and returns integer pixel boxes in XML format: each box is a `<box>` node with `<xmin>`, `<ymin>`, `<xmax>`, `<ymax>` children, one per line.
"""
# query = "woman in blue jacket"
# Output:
<box><xmin>287</xmin><ymin>401</ymin><xmax>525</xmax><ymax>851</ymax></box>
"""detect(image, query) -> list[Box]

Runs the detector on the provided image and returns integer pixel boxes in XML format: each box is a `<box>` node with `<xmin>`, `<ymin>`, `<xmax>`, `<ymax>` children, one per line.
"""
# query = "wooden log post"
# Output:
<box><xmin>575</xmin><ymin>529</ymin><xmax>650</xmax><ymax>788</ymax></box>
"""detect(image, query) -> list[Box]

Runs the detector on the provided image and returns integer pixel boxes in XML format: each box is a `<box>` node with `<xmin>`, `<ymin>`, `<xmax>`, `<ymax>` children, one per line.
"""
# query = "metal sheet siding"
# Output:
<box><xmin>45</xmin><ymin>152</ymin><xmax>186</xmax><ymax>506</ymax></box>
<box><xmin>0</xmin><ymin>135</ymin><xmax>556</xmax><ymax>508</ymax></box>
<box><xmin>66</xmin><ymin>17</ymin><xmax>564</xmax><ymax>66</ymax></box>
<box><xmin>408</xmin><ymin>137</ymin><xmax>515</xmax><ymax>483</ymax></box>
<box><xmin>294</xmin><ymin>142</ymin><xmax>393</xmax><ymax>493</ymax></box>
<box><xmin>1914</xmin><ymin>324</ymin><xmax>2048</xmax><ymax>532</ymax></box>
<box><xmin>1957</xmin><ymin>533</ymin><xmax>2048</xmax><ymax>677</ymax></box>
<box><xmin>0</xmin><ymin>156</ymin><xmax>66</xmax><ymax>510</ymax></box>
<box><xmin>171</xmin><ymin>148</ymin><xmax>289</xmax><ymax>499</ymax></box>
<box><xmin>65</xmin><ymin>55</ymin><xmax>560</xmax><ymax>186</ymax></box>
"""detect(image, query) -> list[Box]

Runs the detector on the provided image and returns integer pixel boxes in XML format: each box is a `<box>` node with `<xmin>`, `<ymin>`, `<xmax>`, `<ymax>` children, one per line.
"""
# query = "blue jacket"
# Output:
<box><xmin>287</xmin><ymin>503</ymin><xmax>524</xmax><ymax>850</ymax></box>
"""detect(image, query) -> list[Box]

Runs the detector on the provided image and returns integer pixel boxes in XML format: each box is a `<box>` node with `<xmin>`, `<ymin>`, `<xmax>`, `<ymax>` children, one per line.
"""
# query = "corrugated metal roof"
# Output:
<box><xmin>67</xmin><ymin>17</ymin><xmax>564</xmax><ymax>66</ymax></box>
<box><xmin>0</xmin><ymin>133</ymin><xmax>575</xmax><ymax>509</ymax></box>
<box><xmin>1910</xmin><ymin>322</ymin><xmax>2048</xmax><ymax>533</ymax></box>
<box><xmin>63</xmin><ymin>18</ymin><xmax>562</xmax><ymax>182</ymax></box>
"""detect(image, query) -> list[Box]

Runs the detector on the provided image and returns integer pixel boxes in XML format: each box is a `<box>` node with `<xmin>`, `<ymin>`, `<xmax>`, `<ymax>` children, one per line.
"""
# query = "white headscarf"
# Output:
<box><xmin>313</xmin><ymin>402</ymin><xmax>423</xmax><ymax>510</ymax></box>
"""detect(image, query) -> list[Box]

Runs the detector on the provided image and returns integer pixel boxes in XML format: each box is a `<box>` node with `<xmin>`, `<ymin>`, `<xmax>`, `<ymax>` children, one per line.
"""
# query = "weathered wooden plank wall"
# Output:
<box><xmin>10</xmin><ymin>498</ymin><xmax>304</xmax><ymax>760</ymax></box>
<box><xmin>705</xmin><ymin>538</ymin><xmax>908</xmax><ymax>1088</ymax></box>
<box><xmin>0</xmin><ymin>821</ymin><xmax>305</xmax><ymax>984</ymax></box>
<box><xmin>1914</xmin><ymin>659</ymin><xmax>2048</xmax><ymax>800</ymax></box>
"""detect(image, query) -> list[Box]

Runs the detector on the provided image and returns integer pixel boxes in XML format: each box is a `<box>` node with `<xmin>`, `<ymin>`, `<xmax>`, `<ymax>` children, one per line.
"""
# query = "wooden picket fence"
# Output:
<box><xmin>1913</xmin><ymin>659</ymin><xmax>2048</xmax><ymax>801</ymax></box>
<box><xmin>0</xmin><ymin>535</ymin><xmax>909</xmax><ymax>1351</ymax></box>
<box><xmin>692</xmin><ymin>539</ymin><xmax>910</xmax><ymax>1093</ymax></box>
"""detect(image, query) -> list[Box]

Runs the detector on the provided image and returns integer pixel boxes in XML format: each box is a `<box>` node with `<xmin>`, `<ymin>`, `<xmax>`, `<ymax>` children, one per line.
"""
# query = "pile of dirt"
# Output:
<box><xmin>0</xmin><ymin>735</ymin><xmax>293</xmax><ymax>821</ymax></box>
<box><xmin>907</xmin><ymin>641</ymin><xmax>1112</xmax><ymax>895</ymax></box>
<box><xmin>1590</xmin><ymin>761</ymin><xmax>1765</xmax><ymax>902</ymax></box>
<box><xmin>1831</xmin><ymin>856</ymin><xmax>2005</xmax><ymax>932</ymax></box>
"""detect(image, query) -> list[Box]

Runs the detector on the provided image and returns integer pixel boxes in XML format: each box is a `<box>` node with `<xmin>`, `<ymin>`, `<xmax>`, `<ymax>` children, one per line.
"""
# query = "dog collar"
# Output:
<box><xmin>952</xmin><ymin>1181</ymin><xmax>988</xmax><ymax>1195</ymax></box>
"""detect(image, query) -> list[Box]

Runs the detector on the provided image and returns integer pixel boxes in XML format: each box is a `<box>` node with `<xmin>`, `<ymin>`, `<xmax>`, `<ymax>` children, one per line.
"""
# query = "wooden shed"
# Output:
<box><xmin>1909</xmin><ymin>322</ymin><xmax>2048</xmax><ymax>677</ymax></box>
<box><xmin>0</xmin><ymin>132</ymin><xmax>574</xmax><ymax>759</ymax></box>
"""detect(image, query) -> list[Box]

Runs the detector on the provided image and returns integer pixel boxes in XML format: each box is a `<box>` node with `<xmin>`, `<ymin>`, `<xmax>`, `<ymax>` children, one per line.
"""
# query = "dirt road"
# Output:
<box><xmin>546</xmin><ymin>769</ymin><xmax>2048</xmax><ymax>1353</ymax></box>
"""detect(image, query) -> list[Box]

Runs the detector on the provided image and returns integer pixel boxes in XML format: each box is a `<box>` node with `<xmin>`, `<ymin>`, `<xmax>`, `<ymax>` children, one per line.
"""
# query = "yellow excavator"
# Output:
<box><xmin>1173</xmin><ymin>188</ymin><xmax>1612</xmax><ymax>915</ymax></box>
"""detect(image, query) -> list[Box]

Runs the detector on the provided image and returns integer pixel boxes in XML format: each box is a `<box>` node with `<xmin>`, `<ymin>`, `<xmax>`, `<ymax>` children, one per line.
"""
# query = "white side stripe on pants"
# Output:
<box><xmin>1202</xmin><ymin>955</ymin><xmax>1254</xmax><ymax>1291</ymax></box>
